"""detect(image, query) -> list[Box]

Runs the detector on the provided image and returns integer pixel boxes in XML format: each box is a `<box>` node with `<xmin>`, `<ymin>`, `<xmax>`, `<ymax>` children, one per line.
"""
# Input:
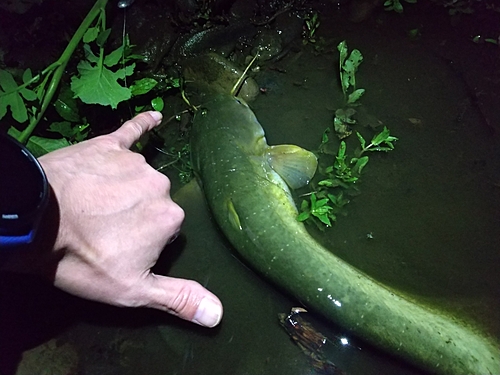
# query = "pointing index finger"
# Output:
<box><xmin>111</xmin><ymin>111</ymin><xmax>163</xmax><ymax>149</ymax></box>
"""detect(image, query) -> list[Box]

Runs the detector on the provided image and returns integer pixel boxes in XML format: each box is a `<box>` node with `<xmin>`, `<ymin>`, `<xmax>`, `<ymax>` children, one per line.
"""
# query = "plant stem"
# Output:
<box><xmin>19</xmin><ymin>0</ymin><xmax>109</xmax><ymax>144</ymax></box>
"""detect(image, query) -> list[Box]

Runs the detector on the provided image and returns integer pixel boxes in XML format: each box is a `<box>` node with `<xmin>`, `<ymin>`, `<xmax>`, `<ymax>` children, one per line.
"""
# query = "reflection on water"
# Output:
<box><xmin>3</xmin><ymin>2</ymin><xmax>499</xmax><ymax>375</ymax></box>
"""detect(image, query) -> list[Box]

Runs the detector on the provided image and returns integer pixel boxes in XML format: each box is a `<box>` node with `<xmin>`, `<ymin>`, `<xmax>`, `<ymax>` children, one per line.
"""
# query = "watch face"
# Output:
<box><xmin>0</xmin><ymin>134</ymin><xmax>49</xmax><ymax>236</ymax></box>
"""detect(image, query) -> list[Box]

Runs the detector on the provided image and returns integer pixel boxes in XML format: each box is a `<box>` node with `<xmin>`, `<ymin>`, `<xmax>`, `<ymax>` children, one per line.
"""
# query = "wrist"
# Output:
<box><xmin>0</xmin><ymin>133</ymin><xmax>59</xmax><ymax>276</ymax></box>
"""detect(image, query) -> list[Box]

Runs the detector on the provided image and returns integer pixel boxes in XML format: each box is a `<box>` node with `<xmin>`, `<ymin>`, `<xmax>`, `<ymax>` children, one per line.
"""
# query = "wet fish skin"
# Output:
<box><xmin>190</xmin><ymin>93</ymin><xmax>500</xmax><ymax>375</ymax></box>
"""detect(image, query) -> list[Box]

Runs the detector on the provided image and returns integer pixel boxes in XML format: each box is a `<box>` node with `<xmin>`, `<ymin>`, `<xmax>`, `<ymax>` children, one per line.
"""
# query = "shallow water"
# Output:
<box><xmin>4</xmin><ymin>2</ymin><xmax>500</xmax><ymax>375</ymax></box>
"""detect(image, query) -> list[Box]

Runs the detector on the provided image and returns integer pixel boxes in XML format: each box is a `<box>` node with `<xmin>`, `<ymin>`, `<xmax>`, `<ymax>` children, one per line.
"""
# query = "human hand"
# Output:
<box><xmin>36</xmin><ymin>111</ymin><xmax>222</xmax><ymax>327</ymax></box>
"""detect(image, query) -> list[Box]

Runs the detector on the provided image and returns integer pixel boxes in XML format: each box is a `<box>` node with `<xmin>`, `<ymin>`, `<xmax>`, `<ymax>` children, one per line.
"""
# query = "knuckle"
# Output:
<box><xmin>169</xmin><ymin>280</ymin><xmax>204</xmax><ymax>318</ymax></box>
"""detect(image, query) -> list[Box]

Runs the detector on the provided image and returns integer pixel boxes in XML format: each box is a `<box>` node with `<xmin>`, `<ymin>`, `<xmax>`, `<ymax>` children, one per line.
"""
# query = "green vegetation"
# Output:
<box><xmin>337</xmin><ymin>40</ymin><xmax>364</xmax><ymax>105</ymax></box>
<box><xmin>334</xmin><ymin>41</ymin><xmax>365</xmax><ymax>139</ymax></box>
<box><xmin>0</xmin><ymin>0</ymin><xmax>176</xmax><ymax>156</ymax></box>
<box><xmin>384</xmin><ymin>0</ymin><xmax>417</xmax><ymax>13</ymax></box>
<box><xmin>302</xmin><ymin>12</ymin><xmax>320</xmax><ymax>44</ymax></box>
<box><xmin>297</xmin><ymin>42</ymin><xmax>398</xmax><ymax>229</ymax></box>
<box><xmin>297</xmin><ymin>127</ymin><xmax>397</xmax><ymax>229</ymax></box>
<box><xmin>155</xmin><ymin>142</ymin><xmax>193</xmax><ymax>184</ymax></box>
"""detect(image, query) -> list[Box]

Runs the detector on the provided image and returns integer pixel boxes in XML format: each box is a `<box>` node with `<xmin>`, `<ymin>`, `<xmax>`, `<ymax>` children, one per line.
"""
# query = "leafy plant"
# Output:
<box><xmin>384</xmin><ymin>0</ymin><xmax>417</xmax><ymax>13</ymax></box>
<box><xmin>298</xmin><ymin>193</ymin><xmax>334</xmax><ymax>227</ymax></box>
<box><xmin>297</xmin><ymin>127</ymin><xmax>397</xmax><ymax>229</ymax></box>
<box><xmin>356</xmin><ymin>126</ymin><xmax>398</xmax><ymax>156</ymax></box>
<box><xmin>303</xmin><ymin>12</ymin><xmax>320</xmax><ymax>44</ymax></box>
<box><xmin>337</xmin><ymin>40</ymin><xmax>365</xmax><ymax>104</ymax></box>
<box><xmin>298</xmin><ymin>40</ymin><xmax>398</xmax><ymax>229</ymax></box>
<box><xmin>333</xmin><ymin>41</ymin><xmax>365</xmax><ymax>139</ymax></box>
<box><xmin>71</xmin><ymin>41</ymin><xmax>134</xmax><ymax>109</ymax></box>
<box><xmin>0</xmin><ymin>0</ymin><xmax>174</xmax><ymax>156</ymax></box>
<box><xmin>1</xmin><ymin>0</ymin><xmax>109</xmax><ymax>145</ymax></box>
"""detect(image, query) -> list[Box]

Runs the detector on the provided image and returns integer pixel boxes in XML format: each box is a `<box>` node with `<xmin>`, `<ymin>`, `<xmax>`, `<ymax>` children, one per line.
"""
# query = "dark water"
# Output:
<box><xmin>3</xmin><ymin>2</ymin><xmax>499</xmax><ymax>375</ymax></box>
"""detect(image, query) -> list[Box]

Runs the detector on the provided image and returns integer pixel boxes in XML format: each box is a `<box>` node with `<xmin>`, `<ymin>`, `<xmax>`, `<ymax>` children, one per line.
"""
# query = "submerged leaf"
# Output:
<box><xmin>371</xmin><ymin>126</ymin><xmax>398</xmax><ymax>147</ymax></box>
<box><xmin>347</xmin><ymin>88</ymin><xmax>365</xmax><ymax>104</ymax></box>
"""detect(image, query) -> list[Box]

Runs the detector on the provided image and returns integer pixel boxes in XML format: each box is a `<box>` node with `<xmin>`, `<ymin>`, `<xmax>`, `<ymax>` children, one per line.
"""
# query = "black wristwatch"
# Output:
<box><xmin>0</xmin><ymin>133</ymin><xmax>49</xmax><ymax>247</ymax></box>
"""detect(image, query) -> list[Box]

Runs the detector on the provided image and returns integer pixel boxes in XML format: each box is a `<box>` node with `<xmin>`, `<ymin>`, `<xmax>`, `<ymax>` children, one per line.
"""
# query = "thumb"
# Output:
<box><xmin>110</xmin><ymin>111</ymin><xmax>163</xmax><ymax>149</ymax></box>
<box><xmin>144</xmin><ymin>273</ymin><xmax>223</xmax><ymax>328</ymax></box>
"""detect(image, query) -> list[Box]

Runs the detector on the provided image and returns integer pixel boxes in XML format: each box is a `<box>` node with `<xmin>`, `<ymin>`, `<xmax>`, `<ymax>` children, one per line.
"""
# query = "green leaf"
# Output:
<box><xmin>54</xmin><ymin>86</ymin><xmax>81</xmax><ymax>122</ymax></box>
<box><xmin>351</xmin><ymin>156</ymin><xmax>369</xmax><ymax>174</ymax></box>
<box><xmin>124</xmin><ymin>63</ymin><xmax>135</xmax><ymax>76</ymax></box>
<box><xmin>337</xmin><ymin>41</ymin><xmax>347</xmax><ymax>67</ymax></box>
<box><xmin>104</xmin><ymin>45</ymin><xmax>124</xmax><ymax>67</ymax></box>
<box><xmin>73</xmin><ymin>123</ymin><xmax>90</xmax><ymax>142</ymax></box>
<box><xmin>22</xmin><ymin>68</ymin><xmax>32</xmax><ymax>84</ymax></box>
<box><xmin>20</xmin><ymin>87</ymin><xmax>37</xmax><ymax>101</ymax></box>
<box><xmin>321</xmin><ymin>127</ymin><xmax>330</xmax><ymax>145</ymax></box>
<box><xmin>356</xmin><ymin>131</ymin><xmax>366</xmax><ymax>149</ymax></box>
<box><xmin>0</xmin><ymin>69</ymin><xmax>28</xmax><ymax>122</ymax></box>
<box><xmin>300</xmin><ymin>199</ymin><xmax>309</xmax><ymax>211</ymax></box>
<box><xmin>393</xmin><ymin>0</ymin><xmax>404</xmax><ymax>12</ymax></box>
<box><xmin>371</xmin><ymin>126</ymin><xmax>398</xmax><ymax>146</ymax></box>
<box><xmin>26</xmin><ymin>136</ymin><xmax>71</xmax><ymax>157</ymax></box>
<box><xmin>83</xmin><ymin>44</ymin><xmax>99</xmax><ymax>63</ymax></box>
<box><xmin>347</xmin><ymin>49</ymin><xmax>363</xmax><ymax>70</ymax></box>
<box><xmin>168</xmin><ymin>77</ymin><xmax>181</xmax><ymax>88</ymax></box>
<box><xmin>314</xmin><ymin>212</ymin><xmax>332</xmax><ymax>226</ymax></box>
<box><xmin>83</xmin><ymin>26</ymin><xmax>99</xmax><ymax>43</ymax></box>
<box><xmin>314</xmin><ymin>198</ymin><xmax>330</xmax><ymax>208</ymax></box>
<box><xmin>338</xmin><ymin>141</ymin><xmax>347</xmax><ymax>158</ymax></box>
<box><xmin>318</xmin><ymin>179</ymin><xmax>342</xmax><ymax>188</ymax></box>
<box><xmin>340</xmin><ymin>72</ymin><xmax>350</xmax><ymax>93</ymax></box>
<box><xmin>7</xmin><ymin>126</ymin><xmax>22</xmax><ymax>141</ymax></box>
<box><xmin>130</xmin><ymin>77</ymin><xmax>158</xmax><ymax>96</ymax></box>
<box><xmin>151</xmin><ymin>96</ymin><xmax>164</xmax><ymax>111</ymax></box>
<box><xmin>297</xmin><ymin>211</ymin><xmax>310</xmax><ymax>222</ymax></box>
<box><xmin>347</xmin><ymin>88</ymin><xmax>365</xmax><ymax>104</ymax></box>
<box><xmin>310</xmin><ymin>192</ymin><xmax>317</xmax><ymax>206</ymax></box>
<box><xmin>71</xmin><ymin>60</ymin><xmax>132</xmax><ymax>109</ymax></box>
<box><xmin>48</xmin><ymin>121</ymin><xmax>74</xmax><ymax>138</ymax></box>
<box><xmin>96</xmin><ymin>28</ymin><xmax>111</xmax><ymax>48</ymax></box>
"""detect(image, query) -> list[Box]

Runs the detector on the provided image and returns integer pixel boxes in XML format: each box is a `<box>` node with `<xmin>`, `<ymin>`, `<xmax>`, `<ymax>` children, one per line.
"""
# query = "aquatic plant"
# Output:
<box><xmin>298</xmin><ymin>126</ymin><xmax>397</xmax><ymax>229</ymax></box>
<box><xmin>337</xmin><ymin>40</ymin><xmax>365</xmax><ymax>105</ymax></box>
<box><xmin>302</xmin><ymin>12</ymin><xmax>320</xmax><ymax>44</ymax></box>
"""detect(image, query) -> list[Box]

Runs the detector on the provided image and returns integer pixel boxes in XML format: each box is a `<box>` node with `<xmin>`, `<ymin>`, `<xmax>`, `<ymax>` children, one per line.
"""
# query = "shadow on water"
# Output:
<box><xmin>1</xmin><ymin>1</ymin><xmax>500</xmax><ymax>374</ymax></box>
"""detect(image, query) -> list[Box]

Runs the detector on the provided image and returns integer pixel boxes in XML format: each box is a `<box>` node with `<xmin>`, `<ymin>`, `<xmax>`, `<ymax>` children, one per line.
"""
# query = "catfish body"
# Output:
<box><xmin>190</xmin><ymin>93</ymin><xmax>500</xmax><ymax>375</ymax></box>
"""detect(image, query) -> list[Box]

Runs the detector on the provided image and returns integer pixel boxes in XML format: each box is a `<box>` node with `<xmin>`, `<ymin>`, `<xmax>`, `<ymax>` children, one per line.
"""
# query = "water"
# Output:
<box><xmin>3</xmin><ymin>2</ymin><xmax>499</xmax><ymax>375</ymax></box>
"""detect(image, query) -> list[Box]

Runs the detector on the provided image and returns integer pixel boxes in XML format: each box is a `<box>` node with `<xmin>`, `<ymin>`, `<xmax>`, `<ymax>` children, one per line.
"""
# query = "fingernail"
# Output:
<box><xmin>192</xmin><ymin>297</ymin><xmax>222</xmax><ymax>328</ymax></box>
<box><xmin>150</xmin><ymin>111</ymin><xmax>162</xmax><ymax>123</ymax></box>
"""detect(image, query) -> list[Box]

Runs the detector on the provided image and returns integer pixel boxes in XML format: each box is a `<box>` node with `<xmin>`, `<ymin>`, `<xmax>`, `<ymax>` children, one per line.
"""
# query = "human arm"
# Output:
<box><xmin>4</xmin><ymin>111</ymin><xmax>223</xmax><ymax>327</ymax></box>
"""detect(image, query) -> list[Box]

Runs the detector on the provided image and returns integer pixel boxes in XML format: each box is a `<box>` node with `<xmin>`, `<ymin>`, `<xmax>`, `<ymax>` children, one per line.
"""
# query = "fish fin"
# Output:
<box><xmin>267</xmin><ymin>145</ymin><xmax>318</xmax><ymax>189</ymax></box>
<box><xmin>227</xmin><ymin>198</ymin><xmax>243</xmax><ymax>231</ymax></box>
